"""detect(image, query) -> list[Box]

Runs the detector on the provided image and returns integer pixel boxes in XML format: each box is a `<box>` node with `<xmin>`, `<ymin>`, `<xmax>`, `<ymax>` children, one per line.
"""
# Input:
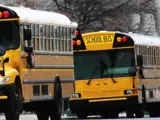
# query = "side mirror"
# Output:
<box><xmin>3</xmin><ymin>57</ymin><xmax>9</xmax><ymax>63</ymax></box>
<box><xmin>128</xmin><ymin>67</ymin><xmax>137</xmax><ymax>76</ymax></box>
<box><xmin>137</xmin><ymin>55</ymin><xmax>143</xmax><ymax>66</ymax></box>
<box><xmin>1</xmin><ymin>57</ymin><xmax>9</xmax><ymax>76</ymax></box>
<box><xmin>23</xmin><ymin>26</ymin><xmax>32</xmax><ymax>41</ymax></box>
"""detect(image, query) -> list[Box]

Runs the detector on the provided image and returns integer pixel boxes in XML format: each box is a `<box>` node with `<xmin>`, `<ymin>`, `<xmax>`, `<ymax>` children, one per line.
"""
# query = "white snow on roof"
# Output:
<box><xmin>0</xmin><ymin>5</ymin><xmax>78</xmax><ymax>27</ymax></box>
<box><xmin>125</xmin><ymin>32</ymin><xmax>160</xmax><ymax>46</ymax></box>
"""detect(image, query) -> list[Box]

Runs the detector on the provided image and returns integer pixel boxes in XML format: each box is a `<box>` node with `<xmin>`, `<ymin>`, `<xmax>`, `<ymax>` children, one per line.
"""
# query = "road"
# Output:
<box><xmin>0</xmin><ymin>113</ymin><xmax>159</xmax><ymax>120</ymax></box>
<box><xmin>0</xmin><ymin>114</ymin><xmax>160</xmax><ymax>120</ymax></box>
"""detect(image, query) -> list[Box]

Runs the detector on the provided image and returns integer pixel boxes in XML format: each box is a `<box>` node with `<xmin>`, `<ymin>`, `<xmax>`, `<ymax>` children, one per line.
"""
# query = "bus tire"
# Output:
<box><xmin>50</xmin><ymin>76</ymin><xmax>62</xmax><ymax>120</ymax></box>
<box><xmin>36</xmin><ymin>110</ymin><xmax>49</xmax><ymax>120</ymax></box>
<box><xmin>5</xmin><ymin>85</ymin><xmax>23</xmax><ymax>120</ymax></box>
<box><xmin>34</xmin><ymin>101</ymin><xmax>49</xmax><ymax>120</ymax></box>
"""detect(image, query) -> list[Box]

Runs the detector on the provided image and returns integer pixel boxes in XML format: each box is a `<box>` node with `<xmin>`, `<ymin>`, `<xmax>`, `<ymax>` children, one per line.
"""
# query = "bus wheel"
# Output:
<box><xmin>36</xmin><ymin>110</ymin><xmax>49</xmax><ymax>120</ymax></box>
<box><xmin>34</xmin><ymin>102</ymin><xmax>49</xmax><ymax>120</ymax></box>
<box><xmin>50</xmin><ymin>76</ymin><xmax>62</xmax><ymax>120</ymax></box>
<box><xmin>5</xmin><ymin>86</ymin><xmax>23</xmax><ymax>120</ymax></box>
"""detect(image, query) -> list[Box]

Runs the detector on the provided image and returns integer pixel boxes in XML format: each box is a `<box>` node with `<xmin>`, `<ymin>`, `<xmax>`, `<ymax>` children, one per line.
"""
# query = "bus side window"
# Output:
<box><xmin>67</xmin><ymin>28</ymin><xmax>71</xmax><ymax>52</ymax></box>
<box><xmin>40</xmin><ymin>25</ymin><xmax>44</xmax><ymax>50</ymax></box>
<box><xmin>54</xmin><ymin>26</ymin><xmax>60</xmax><ymax>51</ymax></box>
<box><xmin>45</xmin><ymin>25</ymin><xmax>49</xmax><ymax>51</ymax></box>
<box><xmin>148</xmin><ymin>47</ymin><xmax>151</xmax><ymax>65</ymax></box>
<box><xmin>31</xmin><ymin>24</ymin><xmax>35</xmax><ymax>48</ymax></box>
<box><xmin>35</xmin><ymin>24</ymin><xmax>39</xmax><ymax>50</ymax></box>
<box><xmin>64</xmin><ymin>27</ymin><xmax>67</xmax><ymax>51</ymax></box>
<box><xmin>68</xmin><ymin>27</ymin><xmax>73</xmax><ymax>52</ymax></box>
<box><xmin>20</xmin><ymin>24</ymin><xmax>25</xmax><ymax>51</ymax></box>
<box><xmin>50</xmin><ymin>26</ymin><xmax>54</xmax><ymax>51</ymax></box>
<box><xmin>60</xmin><ymin>26</ymin><xmax>63</xmax><ymax>51</ymax></box>
<box><xmin>46</xmin><ymin>25</ymin><xmax>50</xmax><ymax>51</ymax></box>
<box><xmin>58</xmin><ymin>26</ymin><xmax>60</xmax><ymax>51</ymax></box>
<box><xmin>23</xmin><ymin>24</ymin><xmax>32</xmax><ymax>47</ymax></box>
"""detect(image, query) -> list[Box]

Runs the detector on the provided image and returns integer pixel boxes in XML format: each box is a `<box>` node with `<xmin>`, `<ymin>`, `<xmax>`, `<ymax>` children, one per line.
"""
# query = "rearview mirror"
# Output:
<box><xmin>23</xmin><ymin>26</ymin><xmax>32</xmax><ymax>41</ymax></box>
<box><xmin>137</xmin><ymin>55</ymin><xmax>143</xmax><ymax>66</ymax></box>
<box><xmin>128</xmin><ymin>67</ymin><xmax>137</xmax><ymax>76</ymax></box>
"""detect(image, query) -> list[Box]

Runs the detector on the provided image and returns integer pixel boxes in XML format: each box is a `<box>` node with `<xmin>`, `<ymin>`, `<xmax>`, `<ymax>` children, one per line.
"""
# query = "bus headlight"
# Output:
<box><xmin>124</xmin><ymin>89</ymin><xmax>138</xmax><ymax>95</ymax></box>
<box><xmin>72</xmin><ymin>93</ymin><xmax>81</xmax><ymax>98</ymax></box>
<box><xmin>0</xmin><ymin>77</ymin><xmax>10</xmax><ymax>84</ymax></box>
<box><xmin>125</xmin><ymin>90</ymin><xmax>133</xmax><ymax>94</ymax></box>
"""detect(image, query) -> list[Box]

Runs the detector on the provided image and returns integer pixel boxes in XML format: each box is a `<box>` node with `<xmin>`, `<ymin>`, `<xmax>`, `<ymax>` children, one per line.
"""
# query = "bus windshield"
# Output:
<box><xmin>0</xmin><ymin>21</ymin><xmax>20</xmax><ymax>50</ymax></box>
<box><xmin>74</xmin><ymin>48</ymin><xmax>135</xmax><ymax>80</ymax></box>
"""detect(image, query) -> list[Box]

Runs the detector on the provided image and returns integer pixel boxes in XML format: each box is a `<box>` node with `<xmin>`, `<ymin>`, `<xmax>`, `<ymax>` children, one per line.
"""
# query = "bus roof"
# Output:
<box><xmin>125</xmin><ymin>32</ymin><xmax>160</xmax><ymax>47</ymax></box>
<box><xmin>0</xmin><ymin>4</ymin><xmax>78</xmax><ymax>27</ymax></box>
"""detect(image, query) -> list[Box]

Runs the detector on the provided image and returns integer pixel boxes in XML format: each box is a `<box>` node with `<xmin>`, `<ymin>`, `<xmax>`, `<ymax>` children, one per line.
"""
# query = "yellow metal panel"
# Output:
<box><xmin>74</xmin><ymin>76</ymin><xmax>138</xmax><ymax>99</ymax></box>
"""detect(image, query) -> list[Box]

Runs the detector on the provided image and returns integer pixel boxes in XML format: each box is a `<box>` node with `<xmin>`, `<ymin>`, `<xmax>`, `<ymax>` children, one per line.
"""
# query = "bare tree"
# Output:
<box><xmin>51</xmin><ymin>0</ymin><xmax>159</xmax><ymax>35</ymax></box>
<box><xmin>52</xmin><ymin>0</ymin><xmax>130</xmax><ymax>32</ymax></box>
<box><xmin>15</xmin><ymin>0</ymin><xmax>53</xmax><ymax>10</ymax></box>
<box><xmin>1</xmin><ymin>0</ymin><xmax>159</xmax><ymax>35</ymax></box>
<box><xmin>153</xmin><ymin>0</ymin><xmax>160</xmax><ymax>36</ymax></box>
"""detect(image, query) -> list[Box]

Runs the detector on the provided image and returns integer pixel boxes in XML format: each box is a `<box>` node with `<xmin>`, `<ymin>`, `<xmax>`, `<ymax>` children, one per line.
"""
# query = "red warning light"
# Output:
<box><xmin>122</xmin><ymin>37</ymin><xmax>127</xmax><ymax>42</ymax></box>
<box><xmin>72</xmin><ymin>40</ymin><xmax>76</xmax><ymax>46</ymax></box>
<box><xmin>75</xmin><ymin>30</ymin><xmax>79</xmax><ymax>36</ymax></box>
<box><xmin>3</xmin><ymin>11</ymin><xmax>10</xmax><ymax>18</ymax></box>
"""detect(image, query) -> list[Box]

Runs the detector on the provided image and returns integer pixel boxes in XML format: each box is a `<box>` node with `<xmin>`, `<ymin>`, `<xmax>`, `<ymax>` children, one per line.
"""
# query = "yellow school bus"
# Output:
<box><xmin>0</xmin><ymin>5</ymin><xmax>77</xmax><ymax>120</ymax></box>
<box><xmin>69</xmin><ymin>29</ymin><xmax>160</xmax><ymax>118</ymax></box>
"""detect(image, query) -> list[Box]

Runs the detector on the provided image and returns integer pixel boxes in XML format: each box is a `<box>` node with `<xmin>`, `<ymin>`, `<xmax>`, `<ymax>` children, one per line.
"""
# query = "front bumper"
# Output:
<box><xmin>0</xmin><ymin>84</ymin><xmax>15</xmax><ymax>100</ymax></box>
<box><xmin>69</xmin><ymin>96</ymin><xmax>139</xmax><ymax>114</ymax></box>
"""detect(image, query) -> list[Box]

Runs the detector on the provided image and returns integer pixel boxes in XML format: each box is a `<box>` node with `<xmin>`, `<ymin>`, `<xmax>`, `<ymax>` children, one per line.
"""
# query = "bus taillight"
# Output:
<box><xmin>3</xmin><ymin>11</ymin><xmax>10</xmax><ymax>18</ymax></box>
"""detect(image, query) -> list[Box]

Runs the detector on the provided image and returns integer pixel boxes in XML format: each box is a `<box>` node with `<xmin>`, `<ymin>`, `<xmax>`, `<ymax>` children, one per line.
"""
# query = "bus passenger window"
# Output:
<box><xmin>50</xmin><ymin>26</ymin><xmax>54</xmax><ymax>51</ymax></box>
<box><xmin>35</xmin><ymin>24</ymin><xmax>39</xmax><ymax>50</ymax></box>
<box><xmin>67</xmin><ymin>28</ymin><xmax>71</xmax><ymax>52</ymax></box>
<box><xmin>64</xmin><ymin>27</ymin><xmax>67</xmax><ymax>51</ymax></box>
<box><xmin>31</xmin><ymin>24</ymin><xmax>35</xmax><ymax>48</ymax></box>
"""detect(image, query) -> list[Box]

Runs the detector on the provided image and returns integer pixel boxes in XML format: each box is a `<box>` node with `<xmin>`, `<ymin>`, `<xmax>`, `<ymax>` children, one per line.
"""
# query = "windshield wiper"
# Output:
<box><xmin>101</xmin><ymin>59</ymin><xmax>117</xmax><ymax>83</ymax></box>
<box><xmin>104</xmin><ymin>67</ymin><xmax>117</xmax><ymax>83</ymax></box>
<box><xmin>87</xmin><ymin>65</ymin><xmax>99</xmax><ymax>85</ymax></box>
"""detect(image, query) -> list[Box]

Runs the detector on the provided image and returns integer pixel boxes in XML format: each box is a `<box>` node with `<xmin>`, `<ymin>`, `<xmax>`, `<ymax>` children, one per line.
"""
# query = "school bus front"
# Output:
<box><xmin>69</xmin><ymin>30</ymin><xmax>144</xmax><ymax>118</ymax></box>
